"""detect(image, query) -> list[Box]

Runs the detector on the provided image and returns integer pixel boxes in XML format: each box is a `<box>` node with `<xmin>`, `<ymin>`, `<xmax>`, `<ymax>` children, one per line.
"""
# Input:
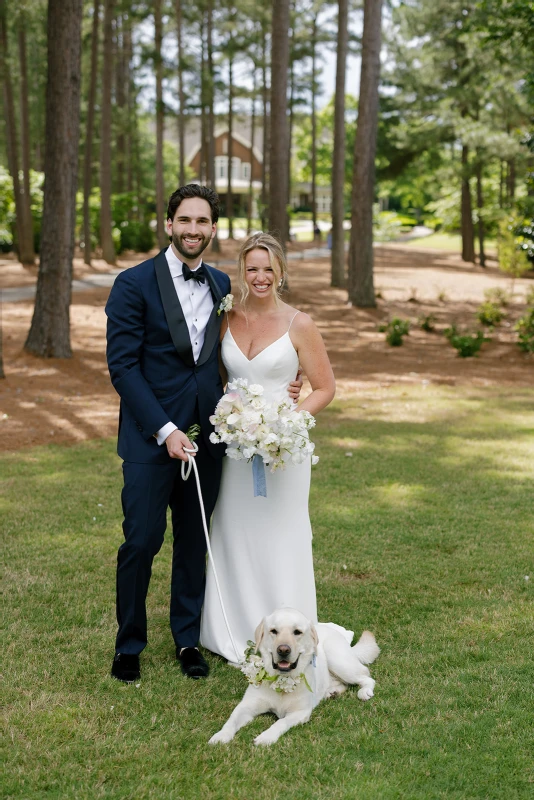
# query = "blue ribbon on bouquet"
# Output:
<box><xmin>252</xmin><ymin>454</ymin><xmax>267</xmax><ymax>498</ymax></box>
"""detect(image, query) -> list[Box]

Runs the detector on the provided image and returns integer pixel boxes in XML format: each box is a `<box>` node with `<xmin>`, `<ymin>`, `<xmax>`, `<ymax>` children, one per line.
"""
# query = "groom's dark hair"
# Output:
<box><xmin>167</xmin><ymin>184</ymin><xmax>220</xmax><ymax>224</ymax></box>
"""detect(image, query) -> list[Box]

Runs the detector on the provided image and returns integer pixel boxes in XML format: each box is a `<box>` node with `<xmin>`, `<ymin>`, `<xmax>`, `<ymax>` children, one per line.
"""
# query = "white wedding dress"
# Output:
<box><xmin>200</xmin><ymin>317</ymin><xmax>318</xmax><ymax>662</ymax></box>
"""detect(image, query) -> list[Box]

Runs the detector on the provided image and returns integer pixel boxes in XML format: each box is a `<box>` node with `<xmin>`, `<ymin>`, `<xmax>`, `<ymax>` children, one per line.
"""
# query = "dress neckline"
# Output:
<box><xmin>225</xmin><ymin>327</ymin><xmax>293</xmax><ymax>363</ymax></box>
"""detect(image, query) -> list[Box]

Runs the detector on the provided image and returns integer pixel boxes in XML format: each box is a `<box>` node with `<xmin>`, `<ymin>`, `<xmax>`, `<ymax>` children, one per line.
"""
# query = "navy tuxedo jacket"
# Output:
<box><xmin>105</xmin><ymin>248</ymin><xmax>231</xmax><ymax>465</ymax></box>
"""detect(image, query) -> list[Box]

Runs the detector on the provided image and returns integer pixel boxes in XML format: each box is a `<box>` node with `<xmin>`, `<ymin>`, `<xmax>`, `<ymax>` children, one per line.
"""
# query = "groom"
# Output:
<box><xmin>106</xmin><ymin>184</ymin><xmax>301</xmax><ymax>683</ymax></box>
<box><xmin>106</xmin><ymin>184</ymin><xmax>231</xmax><ymax>682</ymax></box>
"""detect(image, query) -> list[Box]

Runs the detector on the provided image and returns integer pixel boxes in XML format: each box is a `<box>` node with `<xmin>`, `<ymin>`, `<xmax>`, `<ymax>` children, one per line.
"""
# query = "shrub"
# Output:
<box><xmin>515</xmin><ymin>308</ymin><xmax>534</xmax><ymax>353</ymax></box>
<box><xmin>498</xmin><ymin>216</ymin><xmax>531</xmax><ymax>290</ymax></box>
<box><xmin>444</xmin><ymin>326</ymin><xmax>486</xmax><ymax>358</ymax></box>
<box><xmin>379</xmin><ymin>317</ymin><xmax>411</xmax><ymax>346</ymax></box>
<box><xmin>418</xmin><ymin>314</ymin><xmax>436</xmax><ymax>332</ymax></box>
<box><xmin>119</xmin><ymin>220</ymin><xmax>154</xmax><ymax>253</ymax></box>
<box><xmin>484</xmin><ymin>287</ymin><xmax>509</xmax><ymax>306</ymax></box>
<box><xmin>476</xmin><ymin>301</ymin><xmax>505</xmax><ymax>327</ymax></box>
<box><xmin>525</xmin><ymin>285</ymin><xmax>534</xmax><ymax>306</ymax></box>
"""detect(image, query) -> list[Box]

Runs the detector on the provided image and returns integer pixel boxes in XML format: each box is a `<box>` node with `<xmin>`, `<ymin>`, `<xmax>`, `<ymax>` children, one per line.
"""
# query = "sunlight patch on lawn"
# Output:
<box><xmin>369</xmin><ymin>481</ymin><xmax>430</xmax><ymax>509</ymax></box>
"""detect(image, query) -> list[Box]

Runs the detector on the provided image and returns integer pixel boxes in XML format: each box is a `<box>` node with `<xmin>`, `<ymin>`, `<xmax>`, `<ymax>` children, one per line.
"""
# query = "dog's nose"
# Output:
<box><xmin>277</xmin><ymin>644</ymin><xmax>291</xmax><ymax>657</ymax></box>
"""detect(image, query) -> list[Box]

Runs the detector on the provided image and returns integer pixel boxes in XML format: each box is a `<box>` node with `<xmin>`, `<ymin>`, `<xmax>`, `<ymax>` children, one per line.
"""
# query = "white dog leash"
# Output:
<box><xmin>181</xmin><ymin>445</ymin><xmax>243</xmax><ymax>664</ymax></box>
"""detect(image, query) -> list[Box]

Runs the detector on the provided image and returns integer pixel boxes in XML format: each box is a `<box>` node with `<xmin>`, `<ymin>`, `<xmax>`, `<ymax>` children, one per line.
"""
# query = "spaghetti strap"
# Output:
<box><xmin>288</xmin><ymin>310</ymin><xmax>300</xmax><ymax>331</ymax></box>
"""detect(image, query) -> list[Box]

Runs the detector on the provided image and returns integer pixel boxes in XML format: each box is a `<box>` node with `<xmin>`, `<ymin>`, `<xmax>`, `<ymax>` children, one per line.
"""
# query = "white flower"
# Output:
<box><xmin>210</xmin><ymin>378</ymin><xmax>319</xmax><ymax>478</ymax></box>
<box><xmin>217</xmin><ymin>293</ymin><xmax>234</xmax><ymax>316</ymax></box>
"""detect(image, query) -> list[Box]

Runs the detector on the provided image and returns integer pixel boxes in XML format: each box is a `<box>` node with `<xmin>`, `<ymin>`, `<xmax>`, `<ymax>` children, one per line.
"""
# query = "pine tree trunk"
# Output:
<box><xmin>155</xmin><ymin>0</ymin><xmax>166</xmax><ymax>248</ymax></box>
<box><xmin>227</xmin><ymin>51</ymin><xmax>234</xmax><ymax>240</ymax></box>
<box><xmin>24</xmin><ymin>0</ymin><xmax>83</xmax><ymax>358</ymax></box>
<box><xmin>247</xmin><ymin>75</ymin><xmax>256</xmax><ymax>234</ymax></box>
<box><xmin>17</xmin><ymin>20</ymin><xmax>35</xmax><ymax>265</ymax></box>
<box><xmin>507</xmin><ymin>158</ymin><xmax>516</xmax><ymax>201</ymax></box>
<box><xmin>311</xmin><ymin>15</ymin><xmax>317</xmax><ymax>235</ymax></box>
<box><xmin>461</xmin><ymin>145</ymin><xmax>475</xmax><ymax>263</ymax></box>
<box><xmin>100</xmin><ymin>0</ymin><xmax>115</xmax><ymax>264</ymax></box>
<box><xmin>475</xmin><ymin>157</ymin><xmax>485</xmax><ymax>267</ymax></box>
<box><xmin>331</xmin><ymin>0</ymin><xmax>348</xmax><ymax>287</ymax></box>
<box><xmin>260</xmin><ymin>22</ymin><xmax>270</xmax><ymax>232</ymax></box>
<box><xmin>175</xmin><ymin>0</ymin><xmax>186</xmax><ymax>186</ymax></box>
<box><xmin>200</xmin><ymin>18</ymin><xmax>208</xmax><ymax>184</ymax></box>
<box><xmin>287</xmin><ymin>6</ymin><xmax>294</xmax><ymax>211</ymax></box>
<box><xmin>83</xmin><ymin>0</ymin><xmax>101</xmax><ymax>265</ymax></box>
<box><xmin>269</xmin><ymin>0</ymin><xmax>290</xmax><ymax>248</ymax></box>
<box><xmin>347</xmin><ymin>0</ymin><xmax>383</xmax><ymax>307</ymax></box>
<box><xmin>0</xmin><ymin>1</ymin><xmax>30</xmax><ymax>265</ymax></box>
<box><xmin>115</xmin><ymin>12</ymin><xmax>126</xmax><ymax>194</ymax></box>
<box><xmin>124</xmin><ymin>15</ymin><xmax>134</xmax><ymax>196</ymax></box>
<box><xmin>206</xmin><ymin>0</ymin><xmax>220</xmax><ymax>252</ymax></box>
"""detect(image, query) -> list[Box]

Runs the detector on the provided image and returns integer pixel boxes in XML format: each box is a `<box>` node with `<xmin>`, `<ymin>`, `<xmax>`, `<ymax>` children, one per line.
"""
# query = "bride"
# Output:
<box><xmin>200</xmin><ymin>232</ymin><xmax>336</xmax><ymax>663</ymax></box>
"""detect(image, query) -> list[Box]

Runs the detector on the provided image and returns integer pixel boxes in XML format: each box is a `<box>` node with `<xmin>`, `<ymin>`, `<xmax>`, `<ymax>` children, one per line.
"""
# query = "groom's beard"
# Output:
<box><xmin>171</xmin><ymin>231</ymin><xmax>212</xmax><ymax>261</ymax></box>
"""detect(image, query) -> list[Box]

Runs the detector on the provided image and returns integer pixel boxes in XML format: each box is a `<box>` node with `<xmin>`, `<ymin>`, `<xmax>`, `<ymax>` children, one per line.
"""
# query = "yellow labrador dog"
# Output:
<box><xmin>209</xmin><ymin>607</ymin><xmax>379</xmax><ymax>746</ymax></box>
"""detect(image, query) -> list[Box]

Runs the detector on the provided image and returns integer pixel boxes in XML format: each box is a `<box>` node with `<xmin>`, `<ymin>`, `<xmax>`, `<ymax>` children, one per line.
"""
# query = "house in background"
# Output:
<box><xmin>175</xmin><ymin>116</ymin><xmax>332</xmax><ymax>218</ymax></box>
<box><xmin>185</xmin><ymin>123</ymin><xmax>263</xmax><ymax>218</ymax></box>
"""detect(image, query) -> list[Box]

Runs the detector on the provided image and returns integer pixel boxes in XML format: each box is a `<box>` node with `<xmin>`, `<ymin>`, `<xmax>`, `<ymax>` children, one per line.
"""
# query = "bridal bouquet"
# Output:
<box><xmin>209</xmin><ymin>378</ymin><xmax>319</xmax><ymax>473</ymax></box>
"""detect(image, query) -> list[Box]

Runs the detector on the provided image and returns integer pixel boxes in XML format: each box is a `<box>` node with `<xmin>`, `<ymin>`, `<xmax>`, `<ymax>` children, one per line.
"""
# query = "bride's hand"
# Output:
<box><xmin>288</xmin><ymin>368</ymin><xmax>303</xmax><ymax>402</ymax></box>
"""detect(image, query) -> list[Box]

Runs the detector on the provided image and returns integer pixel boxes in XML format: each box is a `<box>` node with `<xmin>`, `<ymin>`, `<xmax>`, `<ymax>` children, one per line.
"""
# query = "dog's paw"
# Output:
<box><xmin>357</xmin><ymin>685</ymin><xmax>374</xmax><ymax>701</ymax></box>
<box><xmin>209</xmin><ymin>729</ymin><xmax>234</xmax><ymax>745</ymax></box>
<box><xmin>254</xmin><ymin>729</ymin><xmax>279</xmax><ymax>746</ymax></box>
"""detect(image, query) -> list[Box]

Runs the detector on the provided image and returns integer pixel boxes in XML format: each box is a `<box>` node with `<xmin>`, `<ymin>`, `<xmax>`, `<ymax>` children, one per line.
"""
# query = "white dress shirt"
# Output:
<box><xmin>155</xmin><ymin>246</ymin><xmax>215</xmax><ymax>445</ymax></box>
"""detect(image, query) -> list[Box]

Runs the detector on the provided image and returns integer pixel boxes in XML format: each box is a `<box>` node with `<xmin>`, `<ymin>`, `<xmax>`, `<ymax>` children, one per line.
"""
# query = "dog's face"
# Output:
<box><xmin>254</xmin><ymin>608</ymin><xmax>318</xmax><ymax>676</ymax></box>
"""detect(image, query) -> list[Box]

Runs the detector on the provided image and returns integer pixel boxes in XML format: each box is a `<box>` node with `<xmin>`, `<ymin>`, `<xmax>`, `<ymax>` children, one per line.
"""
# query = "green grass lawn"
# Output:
<box><xmin>403</xmin><ymin>232</ymin><xmax>497</xmax><ymax>254</ymax></box>
<box><xmin>2</xmin><ymin>385</ymin><xmax>533</xmax><ymax>799</ymax></box>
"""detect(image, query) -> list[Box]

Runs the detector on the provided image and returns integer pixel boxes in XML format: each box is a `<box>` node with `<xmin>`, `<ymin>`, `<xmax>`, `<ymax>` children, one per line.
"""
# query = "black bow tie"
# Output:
<box><xmin>182</xmin><ymin>263</ymin><xmax>206</xmax><ymax>284</ymax></box>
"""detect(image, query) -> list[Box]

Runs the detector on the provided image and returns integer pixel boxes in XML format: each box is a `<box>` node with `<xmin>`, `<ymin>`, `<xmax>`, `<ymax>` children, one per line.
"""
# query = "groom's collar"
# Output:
<box><xmin>165</xmin><ymin>245</ymin><xmax>205</xmax><ymax>279</ymax></box>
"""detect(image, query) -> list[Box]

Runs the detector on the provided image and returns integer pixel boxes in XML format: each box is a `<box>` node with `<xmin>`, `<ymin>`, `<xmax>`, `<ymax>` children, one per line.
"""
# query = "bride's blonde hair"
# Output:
<box><xmin>237</xmin><ymin>232</ymin><xmax>288</xmax><ymax>307</ymax></box>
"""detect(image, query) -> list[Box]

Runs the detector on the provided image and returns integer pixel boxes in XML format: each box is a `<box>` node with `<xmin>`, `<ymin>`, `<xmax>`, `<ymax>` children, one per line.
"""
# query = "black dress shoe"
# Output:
<box><xmin>177</xmin><ymin>647</ymin><xmax>209</xmax><ymax>679</ymax></box>
<box><xmin>111</xmin><ymin>653</ymin><xmax>140</xmax><ymax>683</ymax></box>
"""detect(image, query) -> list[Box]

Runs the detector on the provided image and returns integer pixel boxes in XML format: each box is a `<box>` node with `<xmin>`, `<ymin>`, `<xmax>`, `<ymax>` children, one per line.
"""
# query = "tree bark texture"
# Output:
<box><xmin>475</xmin><ymin>158</ymin><xmax>485</xmax><ymax>267</ymax></box>
<box><xmin>227</xmin><ymin>51</ymin><xmax>234</xmax><ymax>239</ymax></box>
<box><xmin>247</xmin><ymin>74</ymin><xmax>256</xmax><ymax>234</ymax></box>
<box><xmin>269</xmin><ymin>0</ymin><xmax>290</xmax><ymax>247</ymax></box>
<box><xmin>100</xmin><ymin>0</ymin><xmax>115</xmax><ymax>264</ymax></box>
<box><xmin>461</xmin><ymin>145</ymin><xmax>475</xmax><ymax>263</ymax></box>
<box><xmin>348</xmin><ymin>0</ymin><xmax>383</xmax><ymax>307</ymax></box>
<box><xmin>17</xmin><ymin>20</ymin><xmax>35</xmax><ymax>264</ymax></box>
<box><xmin>311</xmin><ymin>15</ymin><xmax>317</xmax><ymax>233</ymax></box>
<box><xmin>115</xmin><ymin>12</ymin><xmax>126</xmax><ymax>194</ymax></box>
<box><xmin>25</xmin><ymin>0</ymin><xmax>83</xmax><ymax>358</ymax></box>
<box><xmin>83</xmin><ymin>0</ymin><xmax>101</xmax><ymax>264</ymax></box>
<box><xmin>155</xmin><ymin>0</ymin><xmax>166</xmax><ymax>248</ymax></box>
<box><xmin>260</xmin><ymin>24</ymin><xmax>270</xmax><ymax>231</ymax></box>
<box><xmin>0</xmin><ymin>1</ymin><xmax>32</xmax><ymax>265</ymax></box>
<box><xmin>175</xmin><ymin>0</ymin><xmax>186</xmax><ymax>186</ymax></box>
<box><xmin>331</xmin><ymin>0</ymin><xmax>348</xmax><ymax>287</ymax></box>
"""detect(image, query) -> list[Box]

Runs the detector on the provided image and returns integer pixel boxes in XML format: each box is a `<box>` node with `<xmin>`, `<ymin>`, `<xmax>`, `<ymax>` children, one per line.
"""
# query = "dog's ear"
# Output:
<box><xmin>310</xmin><ymin>623</ymin><xmax>319</xmax><ymax>654</ymax></box>
<box><xmin>254</xmin><ymin>619</ymin><xmax>265</xmax><ymax>650</ymax></box>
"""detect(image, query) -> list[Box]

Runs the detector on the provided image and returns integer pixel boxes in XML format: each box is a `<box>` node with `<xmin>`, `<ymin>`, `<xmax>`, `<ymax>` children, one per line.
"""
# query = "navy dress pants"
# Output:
<box><xmin>115</xmin><ymin>434</ymin><xmax>222</xmax><ymax>655</ymax></box>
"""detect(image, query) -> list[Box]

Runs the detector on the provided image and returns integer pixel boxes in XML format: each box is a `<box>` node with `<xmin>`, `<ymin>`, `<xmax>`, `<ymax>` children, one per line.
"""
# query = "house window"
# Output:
<box><xmin>215</xmin><ymin>156</ymin><xmax>227</xmax><ymax>179</ymax></box>
<box><xmin>222</xmin><ymin>137</ymin><xmax>228</xmax><ymax>154</ymax></box>
<box><xmin>231</xmin><ymin>157</ymin><xmax>241</xmax><ymax>179</ymax></box>
<box><xmin>242</xmin><ymin>162</ymin><xmax>251</xmax><ymax>180</ymax></box>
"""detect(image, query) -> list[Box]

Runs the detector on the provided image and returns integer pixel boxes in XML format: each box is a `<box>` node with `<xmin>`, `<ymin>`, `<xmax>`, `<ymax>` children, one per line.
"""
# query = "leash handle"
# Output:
<box><xmin>181</xmin><ymin>446</ymin><xmax>243</xmax><ymax>663</ymax></box>
<box><xmin>181</xmin><ymin>442</ymin><xmax>198</xmax><ymax>481</ymax></box>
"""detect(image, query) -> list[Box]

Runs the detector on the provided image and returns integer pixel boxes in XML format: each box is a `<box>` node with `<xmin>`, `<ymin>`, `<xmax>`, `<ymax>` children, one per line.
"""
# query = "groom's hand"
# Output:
<box><xmin>288</xmin><ymin>368</ymin><xmax>304</xmax><ymax>402</ymax></box>
<box><xmin>165</xmin><ymin>429</ymin><xmax>195</xmax><ymax>462</ymax></box>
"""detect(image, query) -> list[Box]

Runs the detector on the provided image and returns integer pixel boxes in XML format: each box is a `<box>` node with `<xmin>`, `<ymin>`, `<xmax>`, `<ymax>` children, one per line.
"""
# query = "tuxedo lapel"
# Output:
<box><xmin>197</xmin><ymin>264</ymin><xmax>225</xmax><ymax>366</ymax></box>
<box><xmin>153</xmin><ymin>248</ymin><xmax>195</xmax><ymax>367</ymax></box>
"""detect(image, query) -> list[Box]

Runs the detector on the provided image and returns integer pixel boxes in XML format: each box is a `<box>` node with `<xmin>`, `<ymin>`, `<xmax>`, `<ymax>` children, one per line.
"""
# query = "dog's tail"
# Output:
<box><xmin>352</xmin><ymin>630</ymin><xmax>380</xmax><ymax>664</ymax></box>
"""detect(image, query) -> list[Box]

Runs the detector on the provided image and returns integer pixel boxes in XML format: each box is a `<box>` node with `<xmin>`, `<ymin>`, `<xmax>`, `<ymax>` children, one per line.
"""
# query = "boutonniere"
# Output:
<box><xmin>217</xmin><ymin>293</ymin><xmax>234</xmax><ymax>316</ymax></box>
